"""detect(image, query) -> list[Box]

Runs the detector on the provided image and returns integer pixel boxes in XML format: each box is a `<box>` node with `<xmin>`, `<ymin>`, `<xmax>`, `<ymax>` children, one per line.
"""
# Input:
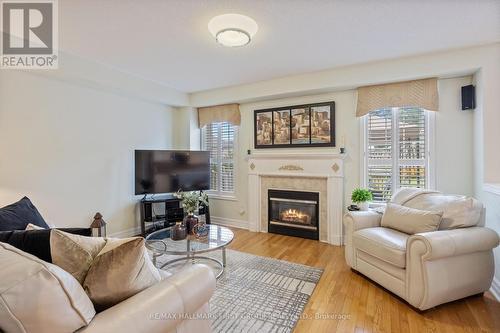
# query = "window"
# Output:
<box><xmin>363</xmin><ymin>107</ymin><xmax>434</xmax><ymax>203</ymax></box>
<box><xmin>201</xmin><ymin>122</ymin><xmax>237</xmax><ymax>196</ymax></box>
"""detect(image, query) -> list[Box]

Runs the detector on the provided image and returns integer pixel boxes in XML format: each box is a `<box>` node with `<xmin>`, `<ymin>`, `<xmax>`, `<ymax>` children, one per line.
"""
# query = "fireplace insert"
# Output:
<box><xmin>268</xmin><ymin>189</ymin><xmax>319</xmax><ymax>240</ymax></box>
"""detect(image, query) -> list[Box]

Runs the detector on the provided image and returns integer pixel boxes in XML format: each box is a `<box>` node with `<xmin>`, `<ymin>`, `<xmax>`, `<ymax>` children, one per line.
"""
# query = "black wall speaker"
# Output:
<box><xmin>461</xmin><ymin>85</ymin><xmax>476</xmax><ymax>110</ymax></box>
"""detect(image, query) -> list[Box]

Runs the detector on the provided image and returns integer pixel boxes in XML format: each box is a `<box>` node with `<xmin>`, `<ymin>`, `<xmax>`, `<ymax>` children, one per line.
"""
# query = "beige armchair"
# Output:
<box><xmin>344</xmin><ymin>195</ymin><xmax>499</xmax><ymax>310</ymax></box>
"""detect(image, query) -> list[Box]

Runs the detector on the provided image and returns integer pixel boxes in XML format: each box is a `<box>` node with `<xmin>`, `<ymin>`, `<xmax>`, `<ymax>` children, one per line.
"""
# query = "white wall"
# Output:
<box><xmin>435</xmin><ymin>76</ymin><xmax>475</xmax><ymax>195</ymax></box>
<box><xmin>0</xmin><ymin>70</ymin><xmax>175</xmax><ymax>235</ymax></box>
<box><xmin>205</xmin><ymin>76</ymin><xmax>475</xmax><ymax>224</ymax></box>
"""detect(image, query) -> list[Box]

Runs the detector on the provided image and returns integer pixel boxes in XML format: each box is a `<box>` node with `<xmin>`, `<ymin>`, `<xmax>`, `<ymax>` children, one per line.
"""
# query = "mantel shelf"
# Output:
<box><xmin>246</xmin><ymin>152</ymin><xmax>347</xmax><ymax>161</ymax></box>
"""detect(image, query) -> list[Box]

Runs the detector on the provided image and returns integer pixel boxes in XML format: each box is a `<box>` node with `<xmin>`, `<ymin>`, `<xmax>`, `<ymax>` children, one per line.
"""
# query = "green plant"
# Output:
<box><xmin>174</xmin><ymin>190</ymin><xmax>209</xmax><ymax>214</ymax></box>
<box><xmin>351</xmin><ymin>188</ymin><xmax>373</xmax><ymax>203</ymax></box>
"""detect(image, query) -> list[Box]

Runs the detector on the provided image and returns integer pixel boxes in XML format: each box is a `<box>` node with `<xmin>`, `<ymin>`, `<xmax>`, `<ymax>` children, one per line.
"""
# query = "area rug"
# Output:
<box><xmin>155</xmin><ymin>249</ymin><xmax>323</xmax><ymax>333</ymax></box>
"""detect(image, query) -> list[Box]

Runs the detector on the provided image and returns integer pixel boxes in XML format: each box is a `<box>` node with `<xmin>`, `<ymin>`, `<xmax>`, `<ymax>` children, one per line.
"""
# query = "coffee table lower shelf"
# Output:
<box><xmin>154</xmin><ymin>247</ymin><xmax>227</xmax><ymax>279</ymax></box>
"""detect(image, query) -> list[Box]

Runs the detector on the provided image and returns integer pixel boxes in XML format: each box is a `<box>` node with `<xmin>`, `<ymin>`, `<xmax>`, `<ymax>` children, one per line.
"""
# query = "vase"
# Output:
<box><xmin>358</xmin><ymin>202</ymin><xmax>370</xmax><ymax>211</ymax></box>
<box><xmin>171</xmin><ymin>222</ymin><xmax>187</xmax><ymax>240</ymax></box>
<box><xmin>184</xmin><ymin>213</ymin><xmax>199</xmax><ymax>235</ymax></box>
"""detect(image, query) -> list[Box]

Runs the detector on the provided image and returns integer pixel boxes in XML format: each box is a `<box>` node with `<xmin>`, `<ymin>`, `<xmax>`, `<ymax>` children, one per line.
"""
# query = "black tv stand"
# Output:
<box><xmin>139</xmin><ymin>193</ymin><xmax>211</xmax><ymax>237</ymax></box>
<box><xmin>139</xmin><ymin>194</ymin><xmax>183</xmax><ymax>237</ymax></box>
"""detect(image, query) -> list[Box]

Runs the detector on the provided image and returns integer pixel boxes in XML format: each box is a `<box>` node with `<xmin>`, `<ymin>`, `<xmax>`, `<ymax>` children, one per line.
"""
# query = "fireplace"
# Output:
<box><xmin>268</xmin><ymin>189</ymin><xmax>319</xmax><ymax>240</ymax></box>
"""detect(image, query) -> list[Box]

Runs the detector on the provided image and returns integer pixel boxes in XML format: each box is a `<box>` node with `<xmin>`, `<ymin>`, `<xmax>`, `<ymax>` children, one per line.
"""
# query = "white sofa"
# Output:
<box><xmin>344</xmin><ymin>190</ymin><xmax>500</xmax><ymax>310</ymax></box>
<box><xmin>0</xmin><ymin>241</ymin><xmax>215</xmax><ymax>333</ymax></box>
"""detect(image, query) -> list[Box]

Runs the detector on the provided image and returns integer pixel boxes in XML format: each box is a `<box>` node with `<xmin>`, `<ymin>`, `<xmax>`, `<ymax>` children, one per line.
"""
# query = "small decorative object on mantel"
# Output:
<box><xmin>174</xmin><ymin>190</ymin><xmax>209</xmax><ymax>235</ymax></box>
<box><xmin>90</xmin><ymin>212</ymin><xmax>107</xmax><ymax>237</ymax></box>
<box><xmin>339</xmin><ymin>135</ymin><xmax>346</xmax><ymax>154</ymax></box>
<box><xmin>254</xmin><ymin>101</ymin><xmax>335</xmax><ymax>148</ymax></box>
<box><xmin>351</xmin><ymin>188</ymin><xmax>373</xmax><ymax>211</ymax></box>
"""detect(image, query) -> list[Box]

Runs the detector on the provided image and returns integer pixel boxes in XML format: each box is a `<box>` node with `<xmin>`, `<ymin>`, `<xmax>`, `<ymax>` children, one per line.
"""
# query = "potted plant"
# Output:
<box><xmin>351</xmin><ymin>188</ymin><xmax>373</xmax><ymax>211</ymax></box>
<box><xmin>174</xmin><ymin>190</ymin><xmax>209</xmax><ymax>234</ymax></box>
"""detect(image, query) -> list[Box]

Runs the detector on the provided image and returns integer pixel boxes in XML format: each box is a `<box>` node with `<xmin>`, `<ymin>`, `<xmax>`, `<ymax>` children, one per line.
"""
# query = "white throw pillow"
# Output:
<box><xmin>381</xmin><ymin>203</ymin><xmax>443</xmax><ymax>234</ymax></box>
<box><xmin>0</xmin><ymin>242</ymin><xmax>95</xmax><ymax>333</ymax></box>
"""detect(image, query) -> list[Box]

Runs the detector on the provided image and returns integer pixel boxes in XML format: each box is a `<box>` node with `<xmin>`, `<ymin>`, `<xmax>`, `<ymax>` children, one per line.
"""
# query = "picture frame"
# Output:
<box><xmin>254</xmin><ymin>101</ymin><xmax>335</xmax><ymax>148</ymax></box>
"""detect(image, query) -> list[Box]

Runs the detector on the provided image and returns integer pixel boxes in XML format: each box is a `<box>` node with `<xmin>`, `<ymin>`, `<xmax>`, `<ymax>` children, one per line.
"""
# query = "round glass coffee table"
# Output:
<box><xmin>145</xmin><ymin>224</ymin><xmax>234</xmax><ymax>278</ymax></box>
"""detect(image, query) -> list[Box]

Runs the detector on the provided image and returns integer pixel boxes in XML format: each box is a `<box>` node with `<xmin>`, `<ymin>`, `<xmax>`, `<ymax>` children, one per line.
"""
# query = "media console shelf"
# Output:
<box><xmin>139</xmin><ymin>194</ymin><xmax>211</xmax><ymax>237</ymax></box>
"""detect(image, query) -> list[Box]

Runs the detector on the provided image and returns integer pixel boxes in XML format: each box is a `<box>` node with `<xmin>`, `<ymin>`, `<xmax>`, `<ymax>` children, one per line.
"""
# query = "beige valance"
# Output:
<box><xmin>356</xmin><ymin>78</ymin><xmax>438</xmax><ymax>117</ymax></box>
<box><xmin>198</xmin><ymin>103</ymin><xmax>241</xmax><ymax>128</ymax></box>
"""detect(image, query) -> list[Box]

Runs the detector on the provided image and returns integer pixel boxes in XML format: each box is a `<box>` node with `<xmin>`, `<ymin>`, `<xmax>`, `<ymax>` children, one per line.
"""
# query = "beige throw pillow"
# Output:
<box><xmin>50</xmin><ymin>229</ymin><xmax>107</xmax><ymax>284</ymax></box>
<box><xmin>83</xmin><ymin>237</ymin><xmax>162</xmax><ymax>311</ymax></box>
<box><xmin>381</xmin><ymin>203</ymin><xmax>443</xmax><ymax>234</ymax></box>
<box><xmin>0</xmin><ymin>242</ymin><xmax>95</xmax><ymax>333</ymax></box>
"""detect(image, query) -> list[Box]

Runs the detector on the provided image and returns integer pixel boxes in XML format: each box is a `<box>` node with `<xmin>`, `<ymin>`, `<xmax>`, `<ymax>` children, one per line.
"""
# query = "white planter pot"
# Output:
<box><xmin>358</xmin><ymin>202</ymin><xmax>370</xmax><ymax>211</ymax></box>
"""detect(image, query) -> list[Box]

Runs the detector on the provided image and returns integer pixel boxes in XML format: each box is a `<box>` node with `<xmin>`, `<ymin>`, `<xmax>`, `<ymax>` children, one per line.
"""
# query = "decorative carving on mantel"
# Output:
<box><xmin>331</xmin><ymin>163</ymin><xmax>340</xmax><ymax>173</ymax></box>
<box><xmin>250</xmin><ymin>163</ymin><xmax>256</xmax><ymax>170</ymax></box>
<box><xmin>278</xmin><ymin>165</ymin><xmax>304</xmax><ymax>171</ymax></box>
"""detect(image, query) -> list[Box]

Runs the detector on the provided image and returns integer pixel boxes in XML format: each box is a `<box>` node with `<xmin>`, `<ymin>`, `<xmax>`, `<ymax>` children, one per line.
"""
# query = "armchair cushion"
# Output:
<box><xmin>402</xmin><ymin>193</ymin><xmax>483</xmax><ymax>230</ymax></box>
<box><xmin>353</xmin><ymin>227</ymin><xmax>409</xmax><ymax>268</ymax></box>
<box><xmin>381</xmin><ymin>203</ymin><xmax>443</xmax><ymax>234</ymax></box>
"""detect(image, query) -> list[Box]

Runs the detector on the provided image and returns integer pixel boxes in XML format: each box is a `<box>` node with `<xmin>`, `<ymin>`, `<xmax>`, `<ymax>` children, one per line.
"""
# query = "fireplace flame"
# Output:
<box><xmin>280</xmin><ymin>208</ymin><xmax>311</xmax><ymax>224</ymax></box>
<box><xmin>284</xmin><ymin>209</ymin><xmax>304</xmax><ymax>219</ymax></box>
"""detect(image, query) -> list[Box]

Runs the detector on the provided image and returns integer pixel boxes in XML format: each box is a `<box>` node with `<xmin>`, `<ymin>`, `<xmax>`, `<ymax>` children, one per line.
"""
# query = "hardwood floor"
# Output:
<box><xmin>226</xmin><ymin>228</ymin><xmax>500</xmax><ymax>333</ymax></box>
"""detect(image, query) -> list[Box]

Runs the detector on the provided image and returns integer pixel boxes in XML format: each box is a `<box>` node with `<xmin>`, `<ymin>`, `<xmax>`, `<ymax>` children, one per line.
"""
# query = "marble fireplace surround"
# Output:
<box><xmin>247</xmin><ymin>153</ymin><xmax>345</xmax><ymax>246</ymax></box>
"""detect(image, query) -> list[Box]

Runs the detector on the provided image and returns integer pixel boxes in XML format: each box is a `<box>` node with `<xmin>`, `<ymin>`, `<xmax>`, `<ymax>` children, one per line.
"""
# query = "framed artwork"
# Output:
<box><xmin>273</xmin><ymin>110</ymin><xmax>290</xmax><ymax>145</ymax></box>
<box><xmin>254</xmin><ymin>101</ymin><xmax>335</xmax><ymax>148</ymax></box>
<box><xmin>255</xmin><ymin>111</ymin><xmax>273</xmax><ymax>146</ymax></box>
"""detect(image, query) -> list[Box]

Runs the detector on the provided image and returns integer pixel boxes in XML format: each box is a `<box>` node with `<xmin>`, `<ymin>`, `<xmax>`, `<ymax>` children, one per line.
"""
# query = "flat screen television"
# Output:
<box><xmin>135</xmin><ymin>150</ymin><xmax>210</xmax><ymax>195</ymax></box>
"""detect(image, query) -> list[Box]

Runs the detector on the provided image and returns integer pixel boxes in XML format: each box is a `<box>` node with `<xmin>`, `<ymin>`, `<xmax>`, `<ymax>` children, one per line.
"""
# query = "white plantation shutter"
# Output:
<box><xmin>367</xmin><ymin>109</ymin><xmax>393</xmax><ymax>202</ymax></box>
<box><xmin>202</xmin><ymin>122</ymin><xmax>236</xmax><ymax>194</ymax></box>
<box><xmin>398</xmin><ymin>108</ymin><xmax>426</xmax><ymax>188</ymax></box>
<box><xmin>365</xmin><ymin>107</ymin><xmax>430</xmax><ymax>202</ymax></box>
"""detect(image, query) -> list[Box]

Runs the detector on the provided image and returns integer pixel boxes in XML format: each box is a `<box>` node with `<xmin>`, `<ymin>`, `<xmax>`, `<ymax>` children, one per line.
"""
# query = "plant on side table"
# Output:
<box><xmin>174</xmin><ymin>190</ymin><xmax>209</xmax><ymax>235</ymax></box>
<box><xmin>351</xmin><ymin>188</ymin><xmax>373</xmax><ymax>211</ymax></box>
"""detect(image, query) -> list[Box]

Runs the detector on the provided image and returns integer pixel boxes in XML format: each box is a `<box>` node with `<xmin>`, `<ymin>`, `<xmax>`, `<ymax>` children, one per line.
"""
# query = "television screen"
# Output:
<box><xmin>135</xmin><ymin>150</ymin><xmax>210</xmax><ymax>195</ymax></box>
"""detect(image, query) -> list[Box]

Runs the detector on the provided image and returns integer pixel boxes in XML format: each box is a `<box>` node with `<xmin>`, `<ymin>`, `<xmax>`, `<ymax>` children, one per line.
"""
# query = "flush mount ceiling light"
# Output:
<box><xmin>208</xmin><ymin>14</ymin><xmax>258</xmax><ymax>47</ymax></box>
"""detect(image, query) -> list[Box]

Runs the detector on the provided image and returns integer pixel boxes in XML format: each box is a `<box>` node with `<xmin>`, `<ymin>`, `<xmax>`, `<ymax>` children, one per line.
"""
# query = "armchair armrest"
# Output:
<box><xmin>408</xmin><ymin>227</ymin><xmax>500</xmax><ymax>261</ymax></box>
<box><xmin>80</xmin><ymin>264</ymin><xmax>216</xmax><ymax>333</ymax></box>
<box><xmin>406</xmin><ymin>227</ymin><xmax>499</xmax><ymax>310</ymax></box>
<box><xmin>344</xmin><ymin>211</ymin><xmax>382</xmax><ymax>231</ymax></box>
<box><xmin>344</xmin><ymin>211</ymin><xmax>382</xmax><ymax>268</ymax></box>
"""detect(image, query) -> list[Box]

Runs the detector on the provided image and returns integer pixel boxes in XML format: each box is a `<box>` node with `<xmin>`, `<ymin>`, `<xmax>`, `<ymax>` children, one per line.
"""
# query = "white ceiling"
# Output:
<box><xmin>60</xmin><ymin>0</ymin><xmax>500</xmax><ymax>93</ymax></box>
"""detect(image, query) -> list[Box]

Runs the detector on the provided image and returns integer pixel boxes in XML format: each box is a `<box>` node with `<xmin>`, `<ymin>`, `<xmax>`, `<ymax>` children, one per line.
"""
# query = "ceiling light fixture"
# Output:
<box><xmin>208</xmin><ymin>14</ymin><xmax>258</xmax><ymax>47</ymax></box>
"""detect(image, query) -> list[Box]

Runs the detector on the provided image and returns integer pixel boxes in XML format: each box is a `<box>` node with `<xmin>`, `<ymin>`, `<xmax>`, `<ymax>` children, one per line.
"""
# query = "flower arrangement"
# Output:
<box><xmin>174</xmin><ymin>190</ymin><xmax>209</xmax><ymax>215</ymax></box>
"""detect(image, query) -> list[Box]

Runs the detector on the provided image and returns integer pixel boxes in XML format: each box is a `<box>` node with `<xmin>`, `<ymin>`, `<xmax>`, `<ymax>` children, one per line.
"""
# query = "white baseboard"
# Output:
<box><xmin>210</xmin><ymin>216</ymin><xmax>249</xmax><ymax>230</ymax></box>
<box><xmin>109</xmin><ymin>226</ymin><xmax>141</xmax><ymax>238</ymax></box>
<box><xmin>490</xmin><ymin>276</ymin><xmax>500</xmax><ymax>301</ymax></box>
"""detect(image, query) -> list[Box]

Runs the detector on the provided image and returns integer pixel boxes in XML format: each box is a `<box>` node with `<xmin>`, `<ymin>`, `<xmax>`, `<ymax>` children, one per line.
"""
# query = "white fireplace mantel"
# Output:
<box><xmin>247</xmin><ymin>152</ymin><xmax>345</xmax><ymax>246</ymax></box>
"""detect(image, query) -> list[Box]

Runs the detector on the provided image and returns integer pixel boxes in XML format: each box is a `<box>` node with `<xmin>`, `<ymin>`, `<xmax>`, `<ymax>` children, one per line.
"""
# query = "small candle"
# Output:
<box><xmin>340</xmin><ymin>135</ymin><xmax>345</xmax><ymax>148</ymax></box>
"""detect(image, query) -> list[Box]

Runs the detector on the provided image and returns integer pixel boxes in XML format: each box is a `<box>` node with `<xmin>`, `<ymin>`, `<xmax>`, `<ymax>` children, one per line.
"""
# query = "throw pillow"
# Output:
<box><xmin>25</xmin><ymin>223</ymin><xmax>45</xmax><ymax>230</ymax></box>
<box><xmin>0</xmin><ymin>228</ymin><xmax>92</xmax><ymax>263</ymax></box>
<box><xmin>0</xmin><ymin>242</ymin><xmax>95</xmax><ymax>333</ymax></box>
<box><xmin>0</xmin><ymin>197</ymin><xmax>50</xmax><ymax>231</ymax></box>
<box><xmin>381</xmin><ymin>203</ymin><xmax>443</xmax><ymax>234</ymax></box>
<box><xmin>83</xmin><ymin>237</ymin><xmax>162</xmax><ymax>311</ymax></box>
<box><xmin>50</xmin><ymin>229</ymin><xmax>107</xmax><ymax>284</ymax></box>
